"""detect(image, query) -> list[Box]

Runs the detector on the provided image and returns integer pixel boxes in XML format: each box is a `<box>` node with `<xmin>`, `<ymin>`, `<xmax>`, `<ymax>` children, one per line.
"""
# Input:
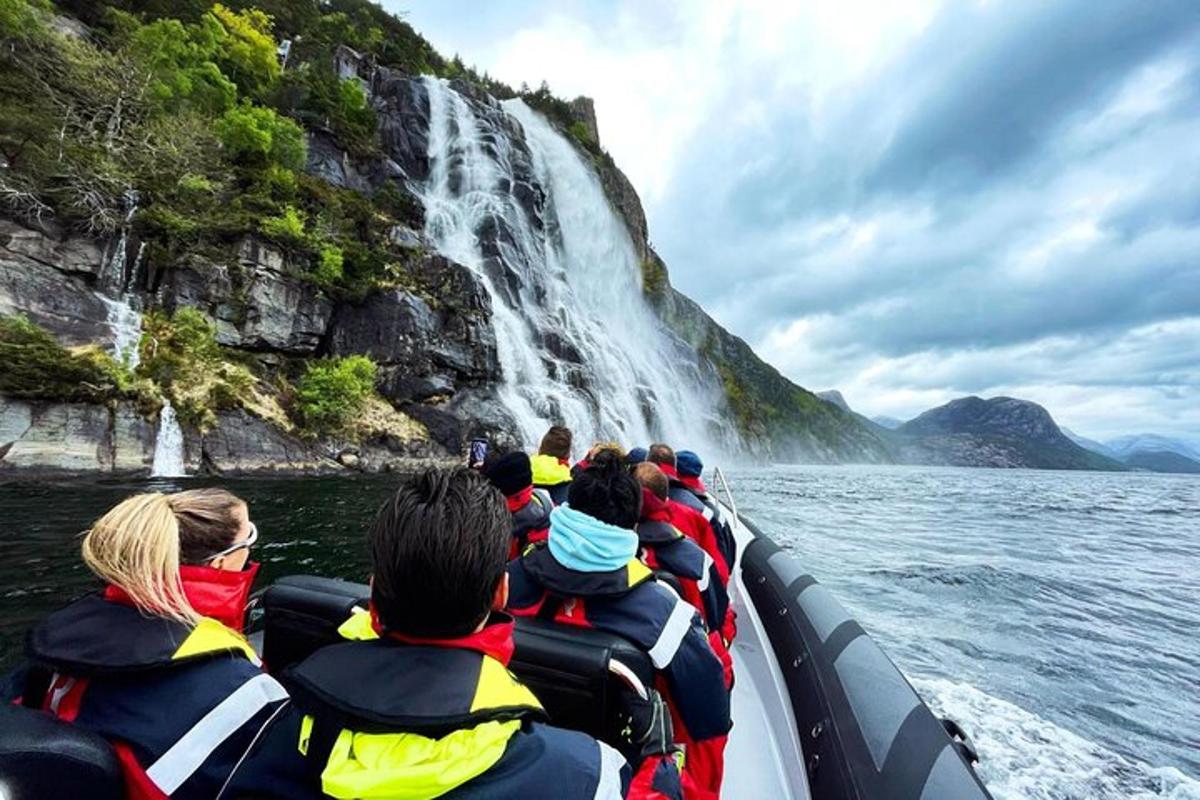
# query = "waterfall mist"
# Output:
<box><xmin>416</xmin><ymin>77</ymin><xmax>728</xmax><ymax>455</ymax></box>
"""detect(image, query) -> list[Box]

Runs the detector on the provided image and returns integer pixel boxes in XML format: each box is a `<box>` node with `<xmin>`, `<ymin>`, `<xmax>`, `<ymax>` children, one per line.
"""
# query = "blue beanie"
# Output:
<box><xmin>626</xmin><ymin>447</ymin><xmax>648</xmax><ymax>465</ymax></box>
<box><xmin>676</xmin><ymin>450</ymin><xmax>703</xmax><ymax>478</ymax></box>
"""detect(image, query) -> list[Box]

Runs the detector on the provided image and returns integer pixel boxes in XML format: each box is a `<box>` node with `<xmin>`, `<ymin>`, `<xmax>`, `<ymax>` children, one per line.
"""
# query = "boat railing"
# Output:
<box><xmin>712</xmin><ymin>465</ymin><xmax>739</xmax><ymax>525</ymax></box>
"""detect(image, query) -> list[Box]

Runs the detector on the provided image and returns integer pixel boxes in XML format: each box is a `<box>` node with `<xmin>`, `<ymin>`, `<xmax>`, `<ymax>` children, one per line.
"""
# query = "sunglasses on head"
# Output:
<box><xmin>208</xmin><ymin>521</ymin><xmax>258</xmax><ymax>561</ymax></box>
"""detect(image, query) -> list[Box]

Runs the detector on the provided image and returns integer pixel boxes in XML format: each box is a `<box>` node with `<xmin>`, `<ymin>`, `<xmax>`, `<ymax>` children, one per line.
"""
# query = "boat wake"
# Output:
<box><xmin>911</xmin><ymin>676</ymin><xmax>1200</xmax><ymax>800</ymax></box>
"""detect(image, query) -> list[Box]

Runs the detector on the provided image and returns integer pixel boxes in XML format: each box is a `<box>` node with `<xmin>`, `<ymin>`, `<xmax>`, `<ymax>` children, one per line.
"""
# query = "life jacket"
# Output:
<box><xmin>636</xmin><ymin>493</ymin><xmax>733</xmax><ymax>689</ymax></box>
<box><xmin>285</xmin><ymin>612</ymin><xmax>631</xmax><ymax>799</ymax></box>
<box><xmin>507</xmin><ymin>486</ymin><xmax>553</xmax><ymax>559</ymax></box>
<box><xmin>508</xmin><ymin>548</ymin><xmax>731</xmax><ymax>800</ymax></box>
<box><xmin>530</xmin><ymin>454</ymin><xmax>572</xmax><ymax>504</ymax></box>
<box><xmin>23</xmin><ymin>564</ymin><xmax>297</xmax><ymax>800</ymax></box>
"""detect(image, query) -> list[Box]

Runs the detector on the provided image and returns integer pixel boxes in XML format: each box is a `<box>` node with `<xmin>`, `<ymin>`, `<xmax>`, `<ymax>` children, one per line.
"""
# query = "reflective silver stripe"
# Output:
<box><xmin>701</xmin><ymin>505</ymin><xmax>715</xmax><ymax>521</ymax></box>
<box><xmin>697</xmin><ymin>552</ymin><xmax>714</xmax><ymax>592</ymax></box>
<box><xmin>145</xmin><ymin>673</ymin><xmax>288</xmax><ymax>794</ymax></box>
<box><xmin>593</xmin><ymin>740</ymin><xmax>628</xmax><ymax>800</ymax></box>
<box><xmin>648</xmin><ymin>594</ymin><xmax>695</xmax><ymax>668</ymax></box>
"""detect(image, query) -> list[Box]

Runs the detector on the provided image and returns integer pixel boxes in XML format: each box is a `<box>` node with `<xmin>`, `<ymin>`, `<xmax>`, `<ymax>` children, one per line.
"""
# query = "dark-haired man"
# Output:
<box><xmin>484</xmin><ymin>451</ymin><xmax>553</xmax><ymax>559</ymax></box>
<box><xmin>508</xmin><ymin>453</ymin><xmax>731</xmax><ymax>800</ymax></box>
<box><xmin>531</xmin><ymin>425</ymin><xmax>574</xmax><ymax>504</ymax></box>
<box><xmin>632</xmin><ymin>463</ymin><xmax>733</xmax><ymax>689</ymax></box>
<box><xmin>283</xmin><ymin>467</ymin><xmax>651</xmax><ymax>799</ymax></box>
<box><xmin>646</xmin><ymin>444</ymin><xmax>734</xmax><ymax>579</ymax></box>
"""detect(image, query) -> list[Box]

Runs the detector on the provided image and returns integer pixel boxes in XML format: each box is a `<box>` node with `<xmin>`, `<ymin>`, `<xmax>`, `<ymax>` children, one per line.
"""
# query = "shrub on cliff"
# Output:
<box><xmin>295</xmin><ymin>355</ymin><xmax>377</xmax><ymax>434</ymax></box>
<box><xmin>138</xmin><ymin>307</ymin><xmax>254</xmax><ymax>429</ymax></box>
<box><xmin>0</xmin><ymin>315</ymin><xmax>126</xmax><ymax>402</ymax></box>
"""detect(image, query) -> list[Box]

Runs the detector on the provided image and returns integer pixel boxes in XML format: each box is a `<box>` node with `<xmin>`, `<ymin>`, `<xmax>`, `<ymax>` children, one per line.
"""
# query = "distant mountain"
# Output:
<box><xmin>1124</xmin><ymin>450</ymin><xmax>1200</xmax><ymax>474</ymax></box>
<box><xmin>872</xmin><ymin>415</ymin><xmax>906</xmax><ymax>430</ymax></box>
<box><xmin>1105</xmin><ymin>434</ymin><xmax>1200</xmax><ymax>463</ymax></box>
<box><xmin>896</xmin><ymin>396</ymin><xmax>1125</xmax><ymax>470</ymax></box>
<box><xmin>1061</xmin><ymin>427</ymin><xmax>1119</xmax><ymax>460</ymax></box>
<box><xmin>816</xmin><ymin>390</ymin><xmax>851</xmax><ymax>411</ymax></box>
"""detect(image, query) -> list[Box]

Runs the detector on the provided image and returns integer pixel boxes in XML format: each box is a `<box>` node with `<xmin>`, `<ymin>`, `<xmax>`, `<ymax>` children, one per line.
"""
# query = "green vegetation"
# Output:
<box><xmin>295</xmin><ymin>354</ymin><xmax>376</xmax><ymax>434</ymax></box>
<box><xmin>640</xmin><ymin>256</ymin><xmax>667</xmax><ymax>297</ymax></box>
<box><xmin>0</xmin><ymin>315</ymin><xmax>127</xmax><ymax>402</ymax></box>
<box><xmin>137</xmin><ymin>307</ymin><xmax>254</xmax><ymax>429</ymax></box>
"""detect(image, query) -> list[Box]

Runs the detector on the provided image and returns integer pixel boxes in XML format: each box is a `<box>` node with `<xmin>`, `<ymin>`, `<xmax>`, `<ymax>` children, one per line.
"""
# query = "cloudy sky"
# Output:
<box><xmin>391</xmin><ymin>0</ymin><xmax>1200</xmax><ymax>440</ymax></box>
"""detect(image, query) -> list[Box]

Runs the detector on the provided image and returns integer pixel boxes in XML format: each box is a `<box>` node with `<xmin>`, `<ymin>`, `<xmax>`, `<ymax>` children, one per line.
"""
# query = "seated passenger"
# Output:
<box><xmin>574</xmin><ymin>441</ymin><xmax>627</xmax><ymax>476</ymax></box>
<box><xmin>633</xmin><ymin>463</ymin><xmax>733</xmax><ymax>688</ymax></box>
<box><xmin>647</xmin><ymin>444</ymin><xmax>733</xmax><ymax>579</ymax></box>
<box><xmin>508</xmin><ymin>453</ymin><xmax>731</xmax><ymax>800</ymax></box>
<box><xmin>531</xmin><ymin>424</ymin><xmax>575</xmax><ymax>505</ymax></box>
<box><xmin>22</xmin><ymin>490</ymin><xmax>313</xmax><ymax>800</ymax></box>
<box><xmin>484</xmin><ymin>451</ymin><xmax>553</xmax><ymax>559</ymax></box>
<box><xmin>675</xmin><ymin>451</ymin><xmax>737</xmax><ymax>571</ymax></box>
<box><xmin>284</xmin><ymin>467</ymin><xmax>674</xmax><ymax>799</ymax></box>
<box><xmin>626</xmin><ymin>446</ymin><xmax>649</xmax><ymax>466</ymax></box>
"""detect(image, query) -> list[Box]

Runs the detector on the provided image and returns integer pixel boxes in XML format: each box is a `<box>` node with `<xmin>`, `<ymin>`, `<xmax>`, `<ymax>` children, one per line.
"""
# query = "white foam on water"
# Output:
<box><xmin>911</xmin><ymin>676</ymin><xmax>1200</xmax><ymax>800</ymax></box>
<box><xmin>150</xmin><ymin>400</ymin><xmax>186</xmax><ymax>477</ymax></box>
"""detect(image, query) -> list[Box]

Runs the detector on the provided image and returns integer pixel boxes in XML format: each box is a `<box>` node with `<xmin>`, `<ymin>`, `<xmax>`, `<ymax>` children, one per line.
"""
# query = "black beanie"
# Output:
<box><xmin>484</xmin><ymin>451</ymin><xmax>533</xmax><ymax>497</ymax></box>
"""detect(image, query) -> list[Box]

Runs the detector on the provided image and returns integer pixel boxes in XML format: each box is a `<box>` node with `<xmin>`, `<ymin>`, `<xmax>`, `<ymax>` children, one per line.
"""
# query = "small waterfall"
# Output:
<box><xmin>99</xmin><ymin>294</ymin><xmax>142</xmax><ymax>369</ymax></box>
<box><xmin>150</xmin><ymin>400</ymin><xmax>186</xmax><ymax>477</ymax></box>
<box><xmin>416</xmin><ymin>77</ymin><xmax>726</xmax><ymax>452</ymax></box>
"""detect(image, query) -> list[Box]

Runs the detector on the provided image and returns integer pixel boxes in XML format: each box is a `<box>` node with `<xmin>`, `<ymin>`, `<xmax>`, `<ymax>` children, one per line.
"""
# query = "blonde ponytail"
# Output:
<box><xmin>81</xmin><ymin>493</ymin><xmax>199</xmax><ymax>626</ymax></box>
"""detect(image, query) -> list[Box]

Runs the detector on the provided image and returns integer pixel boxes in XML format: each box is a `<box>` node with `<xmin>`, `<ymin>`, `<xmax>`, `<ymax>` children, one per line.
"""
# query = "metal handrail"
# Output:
<box><xmin>712</xmin><ymin>465</ymin><xmax>738</xmax><ymax>524</ymax></box>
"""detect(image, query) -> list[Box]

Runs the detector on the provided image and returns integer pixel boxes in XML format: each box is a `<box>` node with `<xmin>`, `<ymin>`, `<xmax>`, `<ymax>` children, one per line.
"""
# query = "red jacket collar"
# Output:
<box><xmin>506</xmin><ymin>485</ymin><xmax>534</xmax><ymax>512</ymax></box>
<box><xmin>639</xmin><ymin>488</ymin><xmax>673</xmax><ymax>523</ymax></box>
<box><xmin>680</xmin><ymin>474</ymin><xmax>708</xmax><ymax>494</ymax></box>
<box><xmin>658</xmin><ymin>463</ymin><xmax>680</xmax><ymax>480</ymax></box>
<box><xmin>368</xmin><ymin>604</ymin><xmax>516</xmax><ymax>666</ymax></box>
<box><xmin>102</xmin><ymin>562</ymin><xmax>259</xmax><ymax>633</ymax></box>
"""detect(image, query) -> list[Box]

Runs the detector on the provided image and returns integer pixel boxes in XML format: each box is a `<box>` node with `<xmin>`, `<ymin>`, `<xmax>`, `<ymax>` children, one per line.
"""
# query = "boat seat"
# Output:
<box><xmin>260</xmin><ymin>575</ymin><xmax>655</xmax><ymax>748</ymax></box>
<box><xmin>0</xmin><ymin>704</ymin><xmax>125</xmax><ymax>800</ymax></box>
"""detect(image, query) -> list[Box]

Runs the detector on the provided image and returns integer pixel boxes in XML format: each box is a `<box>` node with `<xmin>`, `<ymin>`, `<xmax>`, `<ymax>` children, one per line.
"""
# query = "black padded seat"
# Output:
<box><xmin>0</xmin><ymin>704</ymin><xmax>124</xmax><ymax>800</ymax></box>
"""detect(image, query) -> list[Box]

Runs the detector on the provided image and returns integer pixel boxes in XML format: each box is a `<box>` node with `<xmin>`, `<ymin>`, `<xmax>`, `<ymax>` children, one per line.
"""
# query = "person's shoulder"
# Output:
<box><xmin>474</xmin><ymin>722</ymin><xmax>623</xmax><ymax>800</ymax></box>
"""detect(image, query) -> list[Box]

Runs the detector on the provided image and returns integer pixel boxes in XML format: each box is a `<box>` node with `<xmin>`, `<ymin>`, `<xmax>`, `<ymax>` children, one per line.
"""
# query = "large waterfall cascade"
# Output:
<box><xmin>416</xmin><ymin>77</ymin><xmax>728</xmax><ymax>453</ymax></box>
<box><xmin>150</xmin><ymin>400</ymin><xmax>186</xmax><ymax>477</ymax></box>
<box><xmin>98</xmin><ymin>192</ymin><xmax>145</xmax><ymax>370</ymax></box>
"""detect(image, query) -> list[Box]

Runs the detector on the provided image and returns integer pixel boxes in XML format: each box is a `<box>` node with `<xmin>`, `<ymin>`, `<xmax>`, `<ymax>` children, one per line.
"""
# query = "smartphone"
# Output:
<box><xmin>468</xmin><ymin>438</ymin><xmax>488</xmax><ymax>470</ymax></box>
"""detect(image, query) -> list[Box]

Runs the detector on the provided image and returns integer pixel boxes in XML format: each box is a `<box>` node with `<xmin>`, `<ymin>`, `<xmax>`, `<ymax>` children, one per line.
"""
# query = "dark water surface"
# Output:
<box><xmin>1</xmin><ymin>465</ymin><xmax>1197</xmax><ymax>799</ymax></box>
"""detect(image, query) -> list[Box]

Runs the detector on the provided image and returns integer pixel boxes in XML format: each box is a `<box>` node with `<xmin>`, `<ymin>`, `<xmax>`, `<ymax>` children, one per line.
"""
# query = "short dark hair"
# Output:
<box><xmin>369</xmin><ymin>467</ymin><xmax>509</xmax><ymax>638</ymax></box>
<box><xmin>539</xmin><ymin>426</ymin><xmax>573</xmax><ymax>460</ymax></box>
<box><xmin>647</xmin><ymin>443</ymin><xmax>675</xmax><ymax>467</ymax></box>
<box><xmin>632</xmin><ymin>463</ymin><xmax>669</xmax><ymax>500</ymax></box>
<box><xmin>568</xmin><ymin>450</ymin><xmax>642</xmax><ymax>529</ymax></box>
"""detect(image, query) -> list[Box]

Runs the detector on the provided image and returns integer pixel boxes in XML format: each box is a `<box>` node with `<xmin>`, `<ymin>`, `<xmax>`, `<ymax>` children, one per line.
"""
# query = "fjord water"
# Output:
<box><xmin>1</xmin><ymin>466</ymin><xmax>1196</xmax><ymax>799</ymax></box>
<box><xmin>416</xmin><ymin>77</ymin><xmax>724</xmax><ymax>450</ymax></box>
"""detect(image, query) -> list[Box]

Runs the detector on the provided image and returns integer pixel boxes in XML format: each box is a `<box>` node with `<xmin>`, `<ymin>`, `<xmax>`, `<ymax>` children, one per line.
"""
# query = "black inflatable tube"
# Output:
<box><xmin>738</xmin><ymin>521</ymin><xmax>993</xmax><ymax>800</ymax></box>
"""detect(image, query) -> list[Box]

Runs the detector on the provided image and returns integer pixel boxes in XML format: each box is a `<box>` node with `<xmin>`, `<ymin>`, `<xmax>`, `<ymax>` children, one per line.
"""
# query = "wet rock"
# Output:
<box><xmin>0</xmin><ymin>398</ymin><xmax>154</xmax><ymax>474</ymax></box>
<box><xmin>200</xmin><ymin>410</ymin><xmax>338</xmax><ymax>475</ymax></box>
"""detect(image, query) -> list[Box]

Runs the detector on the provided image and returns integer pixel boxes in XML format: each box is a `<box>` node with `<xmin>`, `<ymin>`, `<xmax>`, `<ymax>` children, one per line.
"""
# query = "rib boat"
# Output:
<box><xmin>0</xmin><ymin>471</ymin><xmax>992</xmax><ymax>799</ymax></box>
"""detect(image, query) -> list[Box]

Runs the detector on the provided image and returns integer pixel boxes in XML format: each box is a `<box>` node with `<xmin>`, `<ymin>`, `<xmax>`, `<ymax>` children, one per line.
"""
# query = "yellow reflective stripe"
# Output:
<box><xmin>470</xmin><ymin>655</ymin><xmax>543</xmax><ymax>714</ymax></box>
<box><xmin>171</xmin><ymin>617</ymin><xmax>257</xmax><ymax>663</ymax></box>
<box><xmin>337</xmin><ymin>608</ymin><xmax>379</xmax><ymax>641</ymax></box>
<box><xmin>626</xmin><ymin>558</ymin><xmax>653</xmax><ymax>588</ymax></box>
<box><xmin>298</xmin><ymin>714</ymin><xmax>314</xmax><ymax>756</ymax></box>
<box><xmin>320</xmin><ymin>721</ymin><xmax>520</xmax><ymax>800</ymax></box>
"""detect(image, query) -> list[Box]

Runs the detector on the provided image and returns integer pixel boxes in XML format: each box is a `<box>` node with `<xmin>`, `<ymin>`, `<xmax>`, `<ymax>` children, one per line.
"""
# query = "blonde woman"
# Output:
<box><xmin>22</xmin><ymin>489</ymin><xmax>317</xmax><ymax>800</ymax></box>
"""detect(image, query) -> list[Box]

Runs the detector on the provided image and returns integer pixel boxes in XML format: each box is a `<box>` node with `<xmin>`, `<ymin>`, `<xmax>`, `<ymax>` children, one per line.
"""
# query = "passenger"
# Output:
<box><xmin>632</xmin><ymin>463</ymin><xmax>734</xmax><ymax>689</ymax></box>
<box><xmin>508</xmin><ymin>452</ymin><xmax>731</xmax><ymax>800</ymax></box>
<box><xmin>284</xmin><ymin>467</ymin><xmax>673</xmax><ymax>799</ymax></box>
<box><xmin>484</xmin><ymin>450</ymin><xmax>553</xmax><ymax>559</ymax></box>
<box><xmin>21</xmin><ymin>490</ymin><xmax>314</xmax><ymax>800</ymax></box>
<box><xmin>626</xmin><ymin>446</ymin><xmax>649</xmax><ymax>466</ymax></box>
<box><xmin>531</xmin><ymin>424</ymin><xmax>574</xmax><ymax>505</ymax></box>
<box><xmin>575</xmin><ymin>441</ymin><xmax>626</xmax><ymax>476</ymax></box>
<box><xmin>647</xmin><ymin>444</ymin><xmax>734</xmax><ymax>579</ymax></box>
<box><xmin>675</xmin><ymin>451</ymin><xmax>737</xmax><ymax>571</ymax></box>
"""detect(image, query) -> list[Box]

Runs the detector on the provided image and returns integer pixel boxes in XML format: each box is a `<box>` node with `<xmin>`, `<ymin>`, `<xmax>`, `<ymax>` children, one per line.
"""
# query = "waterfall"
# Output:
<box><xmin>99</xmin><ymin>293</ymin><xmax>142</xmax><ymax>369</ymax></box>
<box><xmin>150</xmin><ymin>400</ymin><xmax>186</xmax><ymax>477</ymax></box>
<box><xmin>416</xmin><ymin>77</ymin><xmax>726</xmax><ymax>453</ymax></box>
